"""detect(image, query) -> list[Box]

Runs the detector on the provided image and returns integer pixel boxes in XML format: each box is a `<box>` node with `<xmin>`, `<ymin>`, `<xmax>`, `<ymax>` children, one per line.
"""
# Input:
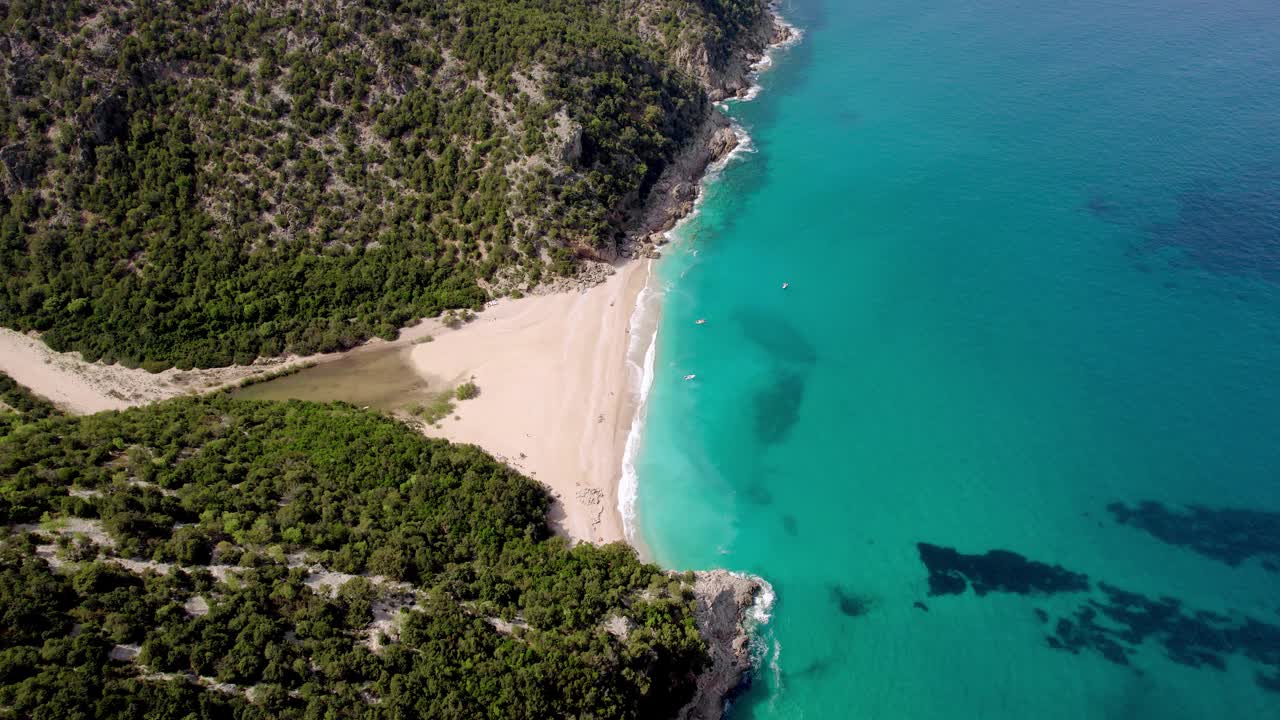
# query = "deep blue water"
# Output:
<box><xmin>634</xmin><ymin>0</ymin><xmax>1280</xmax><ymax>717</ymax></box>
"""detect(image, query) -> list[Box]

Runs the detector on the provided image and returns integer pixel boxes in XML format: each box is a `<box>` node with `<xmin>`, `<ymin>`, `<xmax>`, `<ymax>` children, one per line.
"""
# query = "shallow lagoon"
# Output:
<box><xmin>233</xmin><ymin>346</ymin><xmax>429</xmax><ymax>412</ymax></box>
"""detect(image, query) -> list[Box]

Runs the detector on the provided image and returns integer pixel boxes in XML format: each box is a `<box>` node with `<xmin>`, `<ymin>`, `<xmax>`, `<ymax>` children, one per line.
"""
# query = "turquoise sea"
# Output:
<box><xmin>633</xmin><ymin>0</ymin><xmax>1280</xmax><ymax>717</ymax></box>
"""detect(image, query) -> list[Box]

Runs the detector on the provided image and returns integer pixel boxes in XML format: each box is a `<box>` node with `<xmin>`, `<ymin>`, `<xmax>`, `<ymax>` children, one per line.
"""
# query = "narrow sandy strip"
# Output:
<box><xmin>410</xmin><ymin>261</ymin><xmax>653</xmax><ymax>544</ymax></box>
<box><xmin>0</xmin><ymin>321</ymin><xmax>443</xmax><ymax>415</ymax></box>
<box><xmin>0</xmin><ymin>326</ymin><xmax>333</xmax><ymax>413</ymax></box>
<box><xmin>0</xmin><ymin>328</ymin><xmax>202</xmax><ymax>413</ymax></box>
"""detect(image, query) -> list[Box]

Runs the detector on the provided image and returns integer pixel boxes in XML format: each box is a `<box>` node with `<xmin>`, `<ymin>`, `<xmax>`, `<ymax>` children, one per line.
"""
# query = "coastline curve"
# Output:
<box><xmin>616</xmin><ymin>2</ymin><xmax>802</xmax><ymax>549</ymax></box>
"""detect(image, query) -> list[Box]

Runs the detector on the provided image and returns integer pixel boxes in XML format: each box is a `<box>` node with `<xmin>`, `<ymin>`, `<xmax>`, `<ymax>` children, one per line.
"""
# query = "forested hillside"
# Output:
<box><xmin>0</xmin><ymin>395</ymin><xmax>708</xmax><ymax>718</ymax></box>
<box><xmin>0</xmin><ymin>0</ymin><xmax>771</xmax><ymax>368</ymax></box>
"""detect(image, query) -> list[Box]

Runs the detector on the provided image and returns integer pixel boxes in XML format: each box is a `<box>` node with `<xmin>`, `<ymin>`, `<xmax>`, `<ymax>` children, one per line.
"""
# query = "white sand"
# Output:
<box><xmin>410</xmin><ymin>261</ymin><xmax>655</xmax><ymax>544</ymax></box>
<box><xmin>0</xmin><ymin>328</ymin><xmax>140</xmax><ymax>412</ymax></box>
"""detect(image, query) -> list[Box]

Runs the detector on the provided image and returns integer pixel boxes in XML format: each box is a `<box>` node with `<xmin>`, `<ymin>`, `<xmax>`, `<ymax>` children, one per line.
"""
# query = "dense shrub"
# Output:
<box><xmin>0</xmin><ymin>396</ymin><xmax>707</xmax><ymax>718</ymax></box>
<box><xmin>0</xmin><ymin>0</ymin><xmax>766</xmax><ymax>369</ymax></box>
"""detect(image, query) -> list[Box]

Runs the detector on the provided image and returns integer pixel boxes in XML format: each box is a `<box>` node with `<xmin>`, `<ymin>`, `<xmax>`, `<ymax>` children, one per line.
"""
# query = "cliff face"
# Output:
<box><xmin>628</xmin><ymin>0</ymin><xmax>783</xmax><ymax>98</ymax></box>
<box><xmin>614</xmin><ymin>0</ymin><xmax>794</xmax><ymax>263</ymax></box>
<box><xmin>670</xmin><ymin>1</ymin><xmax>795</xmax><ymax>101</ymax></box>
<box><xmin>681</xmin><ymin>570</ymin><xmax>768</xmax><ymax>720</ymax></box>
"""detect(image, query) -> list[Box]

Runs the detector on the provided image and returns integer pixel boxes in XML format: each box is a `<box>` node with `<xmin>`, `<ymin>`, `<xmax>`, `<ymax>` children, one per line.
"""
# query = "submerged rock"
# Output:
<box><xmin>916</xmin><ymin>542</ymin><xmax>1090</xmax><ymax>597</ymax></box>
<box><xmin>1107</xmin><ymin>500</ymin><xmax>1280</xmax><ymax>571</ymax></box>
<box><xmin>830</xmin><ymin>584</ymin><xmax>876</xmax><ymax>617</ymax></box>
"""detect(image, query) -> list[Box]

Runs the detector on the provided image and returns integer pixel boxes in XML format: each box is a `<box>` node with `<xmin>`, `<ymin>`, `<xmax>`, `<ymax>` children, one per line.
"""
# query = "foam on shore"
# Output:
<box><xmin>616</xmin><ymin>2</ymin><xmax>801</xmax><ymax>546</ymax></box>
<box><xmin>727</xmin><ymin>6</ymin><xmax>804</xmax><ymax>104</ymax></box>
<box><xmin>618</xmin><ymin>277</ymin><xmax>661</xmax><ymax>543</ymax></box>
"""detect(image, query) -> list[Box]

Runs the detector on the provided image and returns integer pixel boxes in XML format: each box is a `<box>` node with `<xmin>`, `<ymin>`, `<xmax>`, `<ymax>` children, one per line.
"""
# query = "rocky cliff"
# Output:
<box><xmin>613</xmin><ymin>0</ymin><xmax>795</xmax><ymax>264</ymax></box>
<box><xmin>681</xmin><ymin>570</ymin><xmax>770</xmax><ymax>720</ymax></box>
<box><xmin>668</xmin><ymin>0</ymin><xmax>797</xmax><ymax>101</ymax></box>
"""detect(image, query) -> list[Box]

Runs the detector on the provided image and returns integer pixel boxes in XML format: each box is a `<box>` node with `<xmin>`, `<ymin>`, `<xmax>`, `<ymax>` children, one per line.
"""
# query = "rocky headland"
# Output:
<box><xmin>547</xmin><ymin>0</ymin><xmax>798</xmax><ymax>289</ymax></box>
<box><xmin>627</xmin><ymin>1</ymin><xmax>796</xmax><ymax>254</ymax></box>
<box><xmin>681</xmin><ymin>571</ymin><xmax>771</xmax><ymax>720</ymax></box>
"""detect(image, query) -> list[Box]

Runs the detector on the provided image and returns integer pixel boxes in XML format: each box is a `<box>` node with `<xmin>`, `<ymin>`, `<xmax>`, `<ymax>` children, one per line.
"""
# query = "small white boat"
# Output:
<box><xmin>683</xmin><ymin>374</ymin><xmax>697</xmax><ymax>381</ymax></box>
<box><xmin>695</xmin><ymin>318</ymin><xmax>707</xmax><ymax>325</ymax></box>
<box><xmin>782</xmin><ymin>282</ymin><xmax>790</xmax><ymax>289</ymax></box>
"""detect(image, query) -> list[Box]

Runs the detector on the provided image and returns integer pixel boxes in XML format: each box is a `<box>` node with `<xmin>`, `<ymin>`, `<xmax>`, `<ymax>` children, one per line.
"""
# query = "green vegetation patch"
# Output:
<box><xmin>0</xmin><ymin>0</ymin><xmax>767</xmax><ymax>369</ymax></box>
<box><xmin>454</xmin><ymin>380</ymin><xmax>480</xmax><ymax>400</ymax></box>
<box><xmin>0</xmin><ymin>396</ymin><xmax>706</xmax><ymax>718</ymax></box>
<box><xmin>409</xmin><ymin>392</ymin><xmax>457</xmax><ymax>424</ymax></box>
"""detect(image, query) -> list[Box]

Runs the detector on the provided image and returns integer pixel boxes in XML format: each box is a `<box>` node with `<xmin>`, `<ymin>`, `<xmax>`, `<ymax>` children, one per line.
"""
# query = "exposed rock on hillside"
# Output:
<box><xmin>621</xmin><ymin>0</ymin><xmax>794</xmax><ymax>261</ymax></box>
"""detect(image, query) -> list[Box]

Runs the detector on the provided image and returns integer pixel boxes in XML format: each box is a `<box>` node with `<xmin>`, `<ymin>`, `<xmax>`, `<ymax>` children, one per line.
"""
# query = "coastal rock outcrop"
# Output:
<box><xmin>644</xmin><ymin>0</ymin><xmax>794</xmax><ymax>102</ymax></box>
<box><xmin>708</xmin><ymin>126</ymin><xmax>741</xmax><ymax>159</ymax></box>
<box><xmin>679</xmin><ymin>570</ymin><xmax>767</xmax><ymax>720</ymax></box>
<box><xmin>620</xmin><ymin>0</ymin><xmax>793</xmax><ymax>259</ymax></box>
<box><xmin>625</xmin><ymin>112</ymin><xmax>737</xmax><ymax>253</ymax></box>
<box><xmin>700</xmin><ymin>8</ymin><xmax>796</xmax><ymax>101</ymax></box>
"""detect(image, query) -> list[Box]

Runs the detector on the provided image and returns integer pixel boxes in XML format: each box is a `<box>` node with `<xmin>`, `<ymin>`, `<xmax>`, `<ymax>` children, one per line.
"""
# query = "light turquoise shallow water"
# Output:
<box><xmin>634</xmin><ymin>1</ymin><xmax>1280</xmax><ymax>717</ymax></box>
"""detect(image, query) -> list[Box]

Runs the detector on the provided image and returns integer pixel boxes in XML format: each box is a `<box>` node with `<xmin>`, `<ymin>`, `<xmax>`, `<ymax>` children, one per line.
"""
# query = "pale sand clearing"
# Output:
<box><xmin>0</xmin><ymin>327</ymin><xmax>305</xmax><ymax>413</ymax></box>
<box><xmin>0</xmin><ymin>321</ymin><xmax>444</xmax><ymax>414</ymax></box>
<box><xmin>411</xmin><ymin>260</ymin><xmax>655</xmax><ymax>544</ymax></box>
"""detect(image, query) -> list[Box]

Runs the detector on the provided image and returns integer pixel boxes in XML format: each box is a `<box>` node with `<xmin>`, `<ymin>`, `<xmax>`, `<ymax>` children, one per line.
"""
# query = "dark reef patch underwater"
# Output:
<box><xmin>1108</xmin><ymin>501</ymin><xmax>1280</xmax><ymax>572</ymax></box>
<box><xmin>734</xmin><ymin>307</ymin><xmax>818</xmax><ymax>368</ymax></box>
<box><xmin>752</xmin><ymin>371</ymin><xmax>807</xmax><ymax>444</ymax></box>
<box><xmin>829</xmin><ymin>585</ymin><xmax>876</xmax><ymax>618</ymax></box>
<box><xmin>735</xmin><ymin>307</ymin><xmax>817</xmax><ymax>446</ymax></box>
<box><xmin>633</xmin><ymin>0</ymin><xmax>1280</xmax><ymax>716</ymax></box>
<box><xmin>917</xmin><ymin>543</ymin><xmax>1089</xmax><ymax>597</ymax></box>
<box><xmin>1136</xmin><ymin>168</ymin><xmax>1280</xmax><ymax>284</ymax></box>
<box><xmin>916</xmin><ymin>543</ymin><xmax>1280</xmax><ymax>694</ymax></box>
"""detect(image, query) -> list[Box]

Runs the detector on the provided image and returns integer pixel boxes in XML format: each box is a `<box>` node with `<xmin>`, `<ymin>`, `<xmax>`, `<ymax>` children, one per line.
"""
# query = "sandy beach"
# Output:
<box><xmin>0</xmin><ymin>3</ymin><xmax>793</xmax><ymax>545</ymax></box>
<box><xmin>0</xmin><ymin>264</ymin><xmax>655</xmax><ymax>546</ymax></box>
<box><xmin>410</xmin><ymin>261</ymin><xmax>655</xmax><ymax>545</ymax></box>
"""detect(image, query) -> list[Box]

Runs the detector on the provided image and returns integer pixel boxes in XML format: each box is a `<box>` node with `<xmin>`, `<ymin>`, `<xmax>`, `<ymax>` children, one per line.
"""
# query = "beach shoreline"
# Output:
<box><xmin>619</xmin><ymin>5</ymin><xmax>802</xmax><ymax>552</ymax></box>
<box><xmin>0</xmin><ymin>1</ymin><xmax>797</xmax><ymax>552</ymax></box>
<box><xmin>405</xmin><ymin>4</ymin><xmax>798</xmax><ymax>547</ymax></box>
<box><xmin>408</xmin><ymin>260</ymin><xmax>653</xmax><ymax>544</ymax></box>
